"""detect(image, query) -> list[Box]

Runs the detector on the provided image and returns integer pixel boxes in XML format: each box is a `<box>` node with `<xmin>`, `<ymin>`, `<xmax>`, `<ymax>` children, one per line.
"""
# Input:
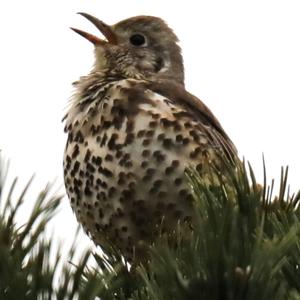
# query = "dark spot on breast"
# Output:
<box><xmin>149</xmin><ymin>121</ymin><xmax>157</xmax><ymax>128</ymax></box>
<box><xmin>118</xmin><ymin>177</ymin><xmax>126</xmax><ymax>185</ymax></box>
<box><xmin>96</xmin><ymin>191</ymin><xmax>107</xmax><ymax>201</ymax></box>
<box><xmin>142</xmin><ymin>139</ymin><xmax>151</xmax><ymax>146</ymax></box>
<box><xmin>137</xmin><ymin>130</ymin><xmax>145</xmax><ymax>138</ymax></box>
<box><xmin>182</xmin><ymin>137</ymin><xmax>190</xmax><ymax>145</ymax></box>
<box><xmin>71</xmin><ymin>161</ymin><xmax>80</xmax><ymax>175</ymax></box>
<box><xmin>142</xmin><ymin>149</ymin><xmax>150</xmax><ymax>157</ymax></box>
<box><xmin>160</xmin><ymin>118</ymin><xmax>171</xmax><ymax>127</ymax></box>
<box><xmin>146</xmin><ymin>130</ymin><xmax>155</xmax><ymax>138</ymax></box>
<box><xmin>65</xmin><ymin>177</ymin><xmax>70</xmax><ymax>185</ymax></box>
<box><xmin>84</xmin><ymin>186</ymin><xmax>93</xmax><ymax>196</ymax></box>
<box><xmin>174</xmin><ymin>178</ymin><xmax>183</xmax><ymax>186</ymax></box>
<box><xmin>84</xmin><ymin>149</ymin><xmax>91</xmax><ymax>163</ymax></box>
<box><xmin>121</xmin><ymin>226</ymin><xmax>128</xmax><ymax>232</ymax></box>
<box><xmin>65</xmin><ymin>155</ymin><xmax>71</xmax><ymax>164</ymax></box>
<box><xmin>165</xmin><ymin>166</ymin><xmax>174</xmax><ymax>175</ymax></box>
<box><xmin>186</xmin><ymin>194</ymin><xmax>194</xmax><ymax>203</ymax></box>
<box><xmin>90</xmin><ymin>124</ymin><xmax>101</xmax><ymax>135</ymax></box>
<box><xmin>74</xmin><ymin>178</ymin><xmax>82</xmax><ymax>186</ymax></box>
<box><xmin>116</xmin><ymin>150</ymin><xmax>123</xmax><ymax>158</ymax></box>
<box><xmin>108</xmin><ymin>133</ymin><xmax>119</xmax><ymax>150</ymax></box>
<box><xmin>99</xmin><ymin>167</ymin><xmax>113</xmax><ymax>178</ymax></box>
<box><xmin>74</xmin><ymin>185</ymin><xmax>81</xmax><ymax>198</ymax></box>
<box><xmin>128</xmin><ymin>181</ymin><xmax>135</xmax><ymax>189</ymax></box>
<box><xmin>92</xmin><ymin>156</ymin><xmax>102</xmax><ymax>166</ymax></box>
<box><xmin>157</xmin><ymin>133</ymin><xmax>165</xmax><ymax>141</ymax></box>
<box><xmin>119</xmin><ymin>171</ymin><xmax>125</xmax><ymax>178</ymax></box>
<box><xmin>98</xmin><ymin>209</ymin><xmax>104</xmax><ymax>218</ymax></box>
<box><xmin>126</xmin><ymin>120</ymin><xmax>134</xmax><ymax>132</ymax></box>
<box><xmin>153</xmin><ymin>180</ymin><xmax>163</xmax><ymax>188</ymax></box>
<box><xmin>173</xmin><ymin>122</ymin><xmax>182</xmax><ymax>132</ymax></box>
<box><xmin>125</xmin><ymin>133</ymin><xmax>135</xmax><ymax>145</ymax></box>
<box><xmin>100</xmin><ymin>133</ymin><xmax>107</xmax><ymax>146</ymax></box>
<box><xmin>124</xmin><ymin>161</ymin><xmax>133</xmax><ymax>168</ymax></box>
<box><xmin>74</xmin><ymin>131</ymin><xmax>84</xmax><ymax>143</ymax></box>
<box><xmin>89</xmin><ymin>174</ymin><xmax>94</xmax><ymax>185</ymax></box>
<box><xmin>171</xmin><ymin>160</ymin><xmax>180</xmax><ymax>168</ymax></box>
<box><xmin>162</xmin><ymin>138</ymin><xmax>173</xmax><ymax>149</ymax></box>
<box><xmin>153</xmin><ymin>150</ymin><xmax>165</xmax><ymax>162</ymax></box>
<box><xmin>151</xmin><ymin>113</ymin><xmax>160</xmax><ymax>119</ymax></box>
<box><xmin>146</xmin><ymin>168</ymin><xmax>156</xmax><ymax>176</ymax></box>
<box><xmin>108</xmin><ymin>186</ymin><xmax>116</xmax><ymax>197</ymax></box>
<box><xmin>179</xmin><ymin>189</ymin><xmax>188</xmax><ymax>197</ymax></box>
<box><xmin>99</xmin><ymin>179</ymin><xmax>108</xmax><ymax>189</ymax></box>
<box><xmin>184</xmin><ymin>122</ymin><xmax>192</xmax><ymax>129</ymax></box>
<box><xmin>71</xmin><ymin>144</ymin><xmax>80</xmax><ymax>159</ymax></box>
<box><xmin>190</xmin><ymin>146</ymin><xmax>202</xmax><ymax>159</ymax></box>
<box><xmin>189</xmin><ymin>130</ymin><xmax>200</xmax><ymax>142</ymax></box>
<box><xmin>113</xmin><ymin>116</ymin><xmax>124</xmax><ymax>130</ymax></box>
<box><xmin>141</xmin><ymin>161</ymin><xmax>148</xmax><ymax>168</ymax></box>
<box><xmin>86</xmin><ymin>162</ymin><xmax>96</xmax><ymax>173</ymax></box>
<box><xmin>104</xmin><ymin>154</ymin><xmax>113</xmax><ymax>162</ymax></box>
<box><xmin>176</xmin><ymin>134</ymin><xmax>183</xmax><ymax>142</ymax></box>
<box><xmin>116</xmin><ymin>208</ymin><xmax>124</xmax><ymax>217</ymax></box>
<box><xmin>119</xmin><ymin>153</ymin><xmax>130</xmax><ymax>165</ymax></box>
<box><xmin>102</xmin><ymin>120</ymin><xmax>112</xmax><ymax>129</ymax></box>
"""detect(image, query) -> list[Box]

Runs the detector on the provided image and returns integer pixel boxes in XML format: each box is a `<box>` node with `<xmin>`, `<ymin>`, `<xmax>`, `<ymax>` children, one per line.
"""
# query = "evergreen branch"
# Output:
<box><xmin>0</xmin><ymin>156</ymin><xmax>104</xmax><ymax>299</ymax></box>
<box><xmin>1</xmin><ymin>154</ymin><xmax>300</xmax><ymax>299</ymax></box>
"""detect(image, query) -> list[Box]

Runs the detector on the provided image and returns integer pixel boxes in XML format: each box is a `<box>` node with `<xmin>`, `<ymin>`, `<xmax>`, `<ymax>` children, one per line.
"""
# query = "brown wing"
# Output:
<box><xmin>144</xmin><ymin>80</ymin><xmax>238</xmax><ymax>162</ymax></box>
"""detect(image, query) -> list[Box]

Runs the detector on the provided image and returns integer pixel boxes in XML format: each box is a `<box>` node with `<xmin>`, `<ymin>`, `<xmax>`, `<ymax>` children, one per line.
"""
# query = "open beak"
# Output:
<box><xmin>71</xmin><ymin>12</ymin><xmax>117</xmax><ymax>45</ymax></box>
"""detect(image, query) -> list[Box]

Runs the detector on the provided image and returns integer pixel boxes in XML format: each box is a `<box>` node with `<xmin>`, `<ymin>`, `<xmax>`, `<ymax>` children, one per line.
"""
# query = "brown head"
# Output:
<box><xmin>71</xmin><ymin>13</ymin><xmax>184</xmax><ymax>84</ymax></box>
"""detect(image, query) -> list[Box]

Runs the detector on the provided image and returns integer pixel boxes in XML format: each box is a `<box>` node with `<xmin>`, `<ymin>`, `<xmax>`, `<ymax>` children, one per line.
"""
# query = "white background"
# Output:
<box><xmin>1</xmin><ymin>0</ymin><xmax>300</xmax><ymax>253</ymax></box>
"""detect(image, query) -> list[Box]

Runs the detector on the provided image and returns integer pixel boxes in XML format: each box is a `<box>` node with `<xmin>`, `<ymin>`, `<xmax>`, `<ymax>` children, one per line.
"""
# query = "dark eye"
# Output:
<box><xmin>129</xmin><ymin>34</ymin><xmax>146</xmax><ymax>46</ymax></box>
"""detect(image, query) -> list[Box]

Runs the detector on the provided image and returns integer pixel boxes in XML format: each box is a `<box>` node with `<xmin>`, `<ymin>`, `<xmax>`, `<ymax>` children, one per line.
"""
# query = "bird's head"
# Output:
<box><xmin>71</xmin><ymin>13</ymin><xmax>184</xmax><ymax>85</ymax></box>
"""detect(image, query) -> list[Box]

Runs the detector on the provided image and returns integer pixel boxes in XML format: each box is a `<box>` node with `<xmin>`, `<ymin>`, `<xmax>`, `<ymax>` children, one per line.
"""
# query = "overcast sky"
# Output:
<box><xmin>1</xmin><ymin>0</ymin><xmax>300</xmax><ymax>252</ymax></box>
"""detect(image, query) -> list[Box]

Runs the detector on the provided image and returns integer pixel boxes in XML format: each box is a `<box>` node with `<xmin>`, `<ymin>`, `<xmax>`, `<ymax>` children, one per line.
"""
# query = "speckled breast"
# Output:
<box><xmin>63</xmin><ymin>78</ymin><xmax>215</xmax><ymax>259</ymax></box>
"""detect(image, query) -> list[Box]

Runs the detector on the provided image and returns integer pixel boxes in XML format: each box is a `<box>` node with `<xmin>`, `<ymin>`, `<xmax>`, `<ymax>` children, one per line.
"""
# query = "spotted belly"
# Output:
<box><xmin>63</xmin><ymin>84</ymin><xmax>217</xmax><ymax>260</ymax></box>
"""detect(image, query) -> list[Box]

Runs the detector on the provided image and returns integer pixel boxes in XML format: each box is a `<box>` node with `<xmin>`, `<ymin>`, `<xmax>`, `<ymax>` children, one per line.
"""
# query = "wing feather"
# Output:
<box><xmin>144</xmin><ymin>80</ymin><xmax>238</xmax><ymax>162</ymax></box>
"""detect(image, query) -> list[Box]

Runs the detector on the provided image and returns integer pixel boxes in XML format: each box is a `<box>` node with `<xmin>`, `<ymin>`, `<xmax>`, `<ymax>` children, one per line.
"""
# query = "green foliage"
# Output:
<box><xmin>0</xmin><ymin>156</ymin><xmax>299</xmax><ymax>299</ymax></box>
<box><xmin>0</xmin><ymin>158</ymin><xmax>103</xmax><ymax>299</ymax></box>
<box><xmin>135</xmin><ymin>161</ymin><xmax>300</xmax><ymax>300</ymax></box>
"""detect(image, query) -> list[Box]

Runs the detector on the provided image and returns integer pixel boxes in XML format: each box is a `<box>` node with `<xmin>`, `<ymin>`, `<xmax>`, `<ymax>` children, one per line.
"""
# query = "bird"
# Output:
<box><xmin>63</xmin><ymin>13</ymin><xmax>238</xmax><ymax>263</ymax></box>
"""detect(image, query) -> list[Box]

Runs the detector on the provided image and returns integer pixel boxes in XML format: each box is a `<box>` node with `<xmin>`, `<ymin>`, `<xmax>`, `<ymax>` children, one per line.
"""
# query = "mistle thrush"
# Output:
<box><xmin>63</xmin><ymin>13</ymin><xmax>238</xmax><ymax>263</ymax></box>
